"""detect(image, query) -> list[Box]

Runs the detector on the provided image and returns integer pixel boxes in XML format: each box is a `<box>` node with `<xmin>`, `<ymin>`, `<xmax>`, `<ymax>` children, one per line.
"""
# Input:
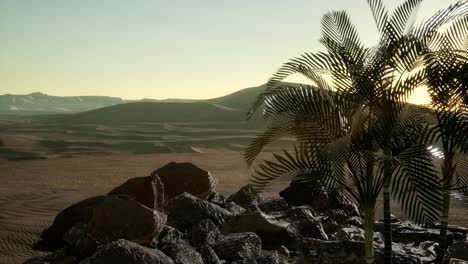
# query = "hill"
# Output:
<box><xmin>61</xmin><ymin>102</ymin><xmax>245</xmax><ymax>124</ymax></box>
<box><xmin>0</xmin><ymin>92</ymin><xmax>124</xmax><ymax>115</ymax></box>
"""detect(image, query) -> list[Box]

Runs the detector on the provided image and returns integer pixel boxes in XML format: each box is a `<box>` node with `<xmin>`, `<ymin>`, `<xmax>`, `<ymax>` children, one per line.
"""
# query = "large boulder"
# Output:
<box><xmin>34</xmin><ymin>196</ymin><xmax>106</xmax><ymax>251</ymax></box>
<box><xmin>87</xmin><ymin>195</ymin><xmax>167</xmax><ymax>244</ymax></box>
<box><xmin>164</xmin><ymin>192</ymin><xmax>232</xmax><ymax>230</ymax></box>
<box><xmin>79</xmin><ymin>239</ymin><xmax>174</xmax><ymax>264</ymax></box>
<box><xmin>227</xmin><ymin>184</ymin><xmax>263</xmax><ymax>209</ymax></box>
<box><xmin>213</xmin><ymin>232</ymin><xmax>262</xmax><ymax>262</ymax></box>
<box><xmin>108</xmin><ymin>176</ymin><xmax>162</xmax><ymax>209</ymax></box>
<box><xmin>152</xmin><ymin>162</ymin><xmax>217</xmax><ymax>201</ymax></box>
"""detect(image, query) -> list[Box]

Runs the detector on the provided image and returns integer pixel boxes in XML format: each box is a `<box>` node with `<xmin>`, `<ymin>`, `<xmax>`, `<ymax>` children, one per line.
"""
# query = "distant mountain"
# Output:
<box><xmin>61</xmin><ymin>102</ymin><xmax>244</xmax><ymax>124</ymax></box>
<box><xmin>0</xmin><ymin>92</ymin><xmax>124</xmax><ymax>115</ymax></box>
<box><xmin>0</xmin><ymin>82</ymin><xmax>301</xmax><ymax>116</ymax></box>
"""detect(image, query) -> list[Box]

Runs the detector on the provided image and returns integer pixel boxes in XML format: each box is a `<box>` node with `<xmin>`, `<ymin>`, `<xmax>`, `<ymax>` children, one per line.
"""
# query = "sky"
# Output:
<box><xmin>0</xmin><ymin>0</ymin><xmax>459</xmax><ymax>100</ymax></box>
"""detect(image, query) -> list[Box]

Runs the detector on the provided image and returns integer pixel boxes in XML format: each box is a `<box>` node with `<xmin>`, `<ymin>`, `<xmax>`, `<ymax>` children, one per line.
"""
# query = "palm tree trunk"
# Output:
<box><xmin>435</xmin><ymin>153</ymin><xmax>455</xmax><ymax>264</ymax></box>
<box><xmin>364</xmin><ymin>210</ymin><xmax>375</xmax><ymax>264</ymax></box>
<box><xmin>383</xmin><ymin>148</ymin><xmax>393</xmax><ymax>264</ymax></box>
<box><xmin>435</xmin><ymin>190</ymin><xmax>451</xmax><ymax>264</ymax></box>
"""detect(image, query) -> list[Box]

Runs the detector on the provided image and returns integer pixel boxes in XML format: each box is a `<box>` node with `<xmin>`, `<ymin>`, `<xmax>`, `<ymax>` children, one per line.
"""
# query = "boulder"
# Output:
<box><xmin>157</xmin><ymin>226</ymin><xmax>185</xmax><ymax>248</ymax></box>
<box><xmin>199</xmin><ymin>245</ymin><xmax>222</xmax><ymax>264</ymax></box>
<box><xmin>189</xmin><ymin>219</ymin><xmax>223</xmax><ymax>247</ymax></box>
<box><xmin>227</xmin><ymin>184</ymin><xmax>263</xmax><ymax>208</ymax></box>
<box><xmin>279</xmin><ymin>181</ymin><xmax>359</xmax><ymax>222</ymax></box>
<box><xmin>63</xmin><ymin>223</ymin><xmax>98</xmax><ymax>258</ymax></box>
<box><xmin>231</xmin><ymin>251</ymin><xmax>280</xmax><ymax>264</ymax></box>
<box><xmin>207</xmin><ymin>192</ymin><xmax>226</xmax><ymax>207</ymax></box>
<box><xmin>213</xmin><ymin>232</ymin><xmax>262</xmax><ymax>262</ymax></box>
<box><xmin>222</xmin><ymin>209</ymin><xmax>326</xmax><ymax>250</ymax></box>
<box><xmin>108</xmin><ymin>176</ymin><xmax>162</xmax><ymax>209</ymax></box>
<box><xmin>152</xmin><ymin>162</ymin><xmax>217</xmax><ymax>200</ymax></box>
<box><xmin>258</xmin><ymin>197</ymin><xmax>290</xmax><ymax>213</ymax></box>
<box><xmin>164</xmin><ymin>193</ymin><xmax>232</xmax><ymax>230</ymax></box>
<box><xmin>159</xmin><ymin>242</ymin><xmax>204</xmax><ymax>264</ymax></box>
<box><xmin>224</xmin><ymin>201</ymin><xmax>246</xmax><ymax>215</ymax></box>
<box><xmin>287</xmin><ymin>220</ymin><xmax>328</xmax><ymax>241</ymax></box>
<box><xmin>87</xmin><ymin>195</ymin><xmax>167</xmax><ymax>245</ymax></box>
<box><xmin>333</xmin><ymin>226</ymin><xmax>364</xmax><ymax>241</ymax></box>
<box><xmin>34</xmin><ymin>196</ymin><xmax>106</xmax><ymax>251</ymax></box>
<box><xmin>79</xmin><ymin>239</ymin><xmax>174</xmax><ymax>264</ymax></box>
<box><xmin>222</xmin><ymin>211</ymin><xmax>291</xmax><ymax>249</ymax></box>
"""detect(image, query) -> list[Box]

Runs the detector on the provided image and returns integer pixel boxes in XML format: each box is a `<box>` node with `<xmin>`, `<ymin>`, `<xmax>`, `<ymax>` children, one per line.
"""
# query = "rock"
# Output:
<box><xmin>80</xmin><ymin>239</ymin><xmax>174</xmax><ymax>264</ymax></box>
<box><xmin>213</xmin><ymin>232</ymin><xmax>262</xmax><ymax>262</ymax></box>
<box><xmin>152</xmin><ymin>162</ymin><xmax>217</xmax><ymax>200</ymax></box>
<box><xmin>258</xmin><ymin>197</ymin><xmax>290</xmax><ymax>213</ymax></box>
<box><xmin>256</xmin><ymin>251</ymin><xmax>281</xmax><ymax>264</ymax></box>
<box><xmin>276</xmin><ymin>245</ymin><xmax>290</xmax><ymax>258</ymax></box>
<box><xmin>23</xmin><ymin>249</ymin><xmax>77</xmax><ymax>264</ymax></box>
<box><xmin>164</xmin><ymin>192</ymin><xmax>232</xmax><ymax>230</ymax></box>
<box><xmin>276</xmin><ymin>206</ymin><xmax>316</xmax><ymax>222</ymax></box>
<box><xmin>279</xmin><ymin>181</ymin><xmax>359</xmax><ymax>222</ymax></box>
<box><xmin>374</xmin><ymin>244</ymin><xmax>422</xmax><ymax>264</ymax></box>
<box><xmin>157</xmin><ymin>226</ymin><xmax>185</xmax><ymax>248</ymax></box>
<box><xmin>63</xmin><ymin>223</ymin><xmax>98</xmax><ymax>258</ymax></box>
<box><xmin>298</xmin><ymin>238</ymin><xmax>366</xmax><ymax>264</ymax></box>
<box><xmin>199</xmin><ymin>245</ymin><xmax>222</xmax><ymax>264</ymax></box>
<box><xmin>108</xmin><ymin>176</ymin><xmax>163</xmax><ymax>209</ymax></box>
<box><xmin>224</xmin><ymin>201</ymin><xmax>246</xmax><ymax>215</ymax></box>
<box><xmin>222</xmin><ymin>211</ymin><xmax>291</xmax><ymax>249</ymax></box>
<box><xmin>223</xmin><ymin>207</ymin><xmax>324</xmax><ymax>249</ymax></box>
<box><xmin>321</xmin><ymin>218</ymin><xmax>341</xmax><ymax>237</ymax></box>
<box><xmin>444</xmin><ymin>241</ymin><xmax>468</xmax><ymax>264</ymax></box>
<box><xmin>34</xmin><ymin>196</ymin><xmax>106</xmax><ymax>251</ymax></box>
<box><xmin>333</xmin><ymin>226</ymin><xmax>364</xmax><ymax>241</ymax></box>
<box><xmin>87</xmin><ymin>195</ymin><xmax>167</xmax><ymax>245</ymax></box>
<box><xmin>207</xmin><ymin>192</ymin><xmax>226</xmax><ymax>207</ymax></box>
<box><xmin>287</xmin><ymin>220</ymin><xmax>328</xmax><ymax>241</ymax></box>
<box><xmin>231</xmin><ymin>251</ymin><xmax>280</xmax><ymax>264</ymax></box>
<box><xmin>345</xmin><ymin>216</ymin><xmax>364</xmax><ymax>228</ymax></box>
<box><xmin>159</xmin><ymin>242</ymin><xmax>204</xmax><ymax>264</ymax></box>
<box><xmin>227</xmin><ymin>184</ymin><xmax>263</xmax><ymax>209</ymax></box>
<box><xmin>189</xmin><ymin>219</ymin><xmax>223</xmax><ymax>247</ymax></box>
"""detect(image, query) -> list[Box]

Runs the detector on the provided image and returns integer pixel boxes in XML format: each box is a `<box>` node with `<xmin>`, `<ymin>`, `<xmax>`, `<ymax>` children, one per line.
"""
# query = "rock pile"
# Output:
<box><xmin>25</xmin><ymin>162</ymin><xmax>468</xmax><ymax>264</ymax></box>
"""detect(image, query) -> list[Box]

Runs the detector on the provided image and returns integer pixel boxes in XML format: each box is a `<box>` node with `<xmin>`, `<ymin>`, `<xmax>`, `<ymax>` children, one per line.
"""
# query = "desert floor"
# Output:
<box><xmin>1</xmin><ymin>152</ymin><xmax>468</xmax><ymax>264</ymax></box>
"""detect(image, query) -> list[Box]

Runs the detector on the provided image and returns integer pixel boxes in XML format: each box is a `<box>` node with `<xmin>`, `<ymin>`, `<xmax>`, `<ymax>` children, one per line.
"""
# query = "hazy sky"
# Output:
<box><xmin>0</xmin><ymin>0</ymin><xmax>459</xmax><ymax>100</ymax></box>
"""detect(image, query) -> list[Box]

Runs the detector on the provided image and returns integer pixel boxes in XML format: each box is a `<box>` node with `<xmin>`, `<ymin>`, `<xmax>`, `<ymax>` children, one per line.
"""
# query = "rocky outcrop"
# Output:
<box><xmin>164</xmin><ymin>192</ymin><xmax>232</xmax><ymax>230</ymax></box>
<box><xmin>213</xmin><ymin>232</ymin><xmax>262</xmax><ymax>262</ymax></box>
<box><xmin>79</xmin><ymin>239</ymin><xmax>174</xmax><ymax>264</ymax></box>
<box><xmin>152</xmin><ymin>162</ymin><xmax>217</xmax><ymax>200</ymax></box>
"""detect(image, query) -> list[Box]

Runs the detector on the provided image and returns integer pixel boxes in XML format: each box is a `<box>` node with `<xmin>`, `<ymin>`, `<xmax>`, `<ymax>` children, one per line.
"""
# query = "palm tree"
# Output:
<box><xmin>423</xmin><ymin>16</ymin><xmax>468</xmax><ymax>264</ymax></box>
<box><xmin>246</xmin><ymin>0</ymin><xmax>467</xmax><ymax>263</ymax></box>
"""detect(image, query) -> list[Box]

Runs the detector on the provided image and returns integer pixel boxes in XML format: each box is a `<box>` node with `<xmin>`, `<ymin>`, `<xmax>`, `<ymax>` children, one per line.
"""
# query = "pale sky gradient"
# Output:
<box><xmin>0</xmin><ymin>0</ymin><xmax>458</xmax><ymax>100</ymax></box>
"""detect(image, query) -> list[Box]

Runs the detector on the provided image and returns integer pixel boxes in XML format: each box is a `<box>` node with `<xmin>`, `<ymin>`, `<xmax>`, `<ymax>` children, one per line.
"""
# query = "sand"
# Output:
<box><xmin>1</xmin><ymin>152</ymin><xmax>467</xmax><ymax>263</ymax></box>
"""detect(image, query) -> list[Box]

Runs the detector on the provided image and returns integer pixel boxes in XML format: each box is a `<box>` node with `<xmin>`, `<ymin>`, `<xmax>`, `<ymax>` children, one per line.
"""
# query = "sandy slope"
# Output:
<box><xmin>0</xmin><ymin>152</ymin><xmax>467</xmax><ymax>263</ymax></box>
